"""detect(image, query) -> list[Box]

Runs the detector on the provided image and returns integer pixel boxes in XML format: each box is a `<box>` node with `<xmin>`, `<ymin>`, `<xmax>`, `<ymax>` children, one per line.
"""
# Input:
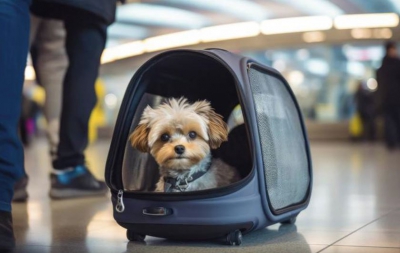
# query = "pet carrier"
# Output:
<box><xmin>105</xmin><ymin>48</ymin><xmax>312</xmax><ymax>245</ymax></box>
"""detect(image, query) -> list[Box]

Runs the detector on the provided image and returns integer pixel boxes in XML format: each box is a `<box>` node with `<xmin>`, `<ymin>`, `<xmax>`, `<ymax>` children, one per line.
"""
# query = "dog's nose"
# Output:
<box><xmin>174</xmin><ymin>145</ymin><xmax>185</xmax><ymax>155</ymax></box>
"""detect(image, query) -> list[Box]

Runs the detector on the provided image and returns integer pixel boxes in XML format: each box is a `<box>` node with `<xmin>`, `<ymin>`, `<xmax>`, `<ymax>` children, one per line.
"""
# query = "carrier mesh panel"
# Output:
<box><xmin>248</xmin><ymin>67</ymin><xmax>310</xmax><ymax>210</ymax></box>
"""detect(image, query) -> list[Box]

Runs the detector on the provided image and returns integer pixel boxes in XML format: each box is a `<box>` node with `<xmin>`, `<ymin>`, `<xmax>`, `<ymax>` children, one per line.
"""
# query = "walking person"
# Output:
<box><xmin>376</xmin><ymin>41</ymin><xmax>400</xmax><ymax>149</ymax></box>
<box><xmin>30</xmin><ymin>0</ymin><xmax>120</xmax><ymax>198</ymax></box>
<box><xmin>354</xmin><ymin>80</ymin><xmax>377</xmax><ymax>141</ymax></box>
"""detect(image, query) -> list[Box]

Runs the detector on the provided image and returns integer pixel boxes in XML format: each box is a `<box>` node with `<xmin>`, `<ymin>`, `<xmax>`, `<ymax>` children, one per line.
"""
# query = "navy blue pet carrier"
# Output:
<box><xmin>105</xmin><ymin>48</ymin><xmax>312</xmax><ymax>245</ymax></box>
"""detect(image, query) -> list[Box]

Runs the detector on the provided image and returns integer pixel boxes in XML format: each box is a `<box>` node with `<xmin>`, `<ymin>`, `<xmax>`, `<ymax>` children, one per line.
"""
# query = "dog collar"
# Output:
<box><xmin>163</xmin><ymin>166</ymin><xmax>211</xmax><ymax>192</ymax></box>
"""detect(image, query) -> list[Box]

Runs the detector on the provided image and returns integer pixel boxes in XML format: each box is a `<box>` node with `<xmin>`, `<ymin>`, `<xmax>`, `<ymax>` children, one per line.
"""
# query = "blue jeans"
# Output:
<box><xmin>0</xmin><ymin>0</ymin><xmax>31</xmax><ymax>212</ymax></box>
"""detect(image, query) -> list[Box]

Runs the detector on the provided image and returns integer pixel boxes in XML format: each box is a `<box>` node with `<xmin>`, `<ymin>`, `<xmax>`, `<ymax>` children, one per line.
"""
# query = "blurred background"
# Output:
<box><xmin>12</xmin><ymin>1</ymin><xmax>400</xmax><ymax>252</ymax></box>
<box><xmin>22</xmin><ymin>0</ymin><xmax>400</xmax><ymax>142</ymax></box>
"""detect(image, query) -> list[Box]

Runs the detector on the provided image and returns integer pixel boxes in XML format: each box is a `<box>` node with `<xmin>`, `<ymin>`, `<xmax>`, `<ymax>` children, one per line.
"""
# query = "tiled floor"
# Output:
<box><xmin>12</xmin><ymin>139</ymin><xmax>400</xmax><ymax>253</ymax></box>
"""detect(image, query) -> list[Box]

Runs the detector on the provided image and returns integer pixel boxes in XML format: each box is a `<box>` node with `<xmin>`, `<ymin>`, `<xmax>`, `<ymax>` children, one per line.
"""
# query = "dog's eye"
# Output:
<box><xmin>188</xmin><ymin>131</ymin><xmax>197</xmax><ymax>139</ymax></box>
<box><xmin>160</xmin><ymin>134</ymin><xmax>170</xmax><ymax>142</ymax></box>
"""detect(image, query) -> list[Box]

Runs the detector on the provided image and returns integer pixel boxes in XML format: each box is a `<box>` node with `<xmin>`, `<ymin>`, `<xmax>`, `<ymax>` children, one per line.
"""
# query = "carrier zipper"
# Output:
<box><xmin>115</xmin><ymin>190</ymin><xmax>125</xmax><ymax>213</ymax></box>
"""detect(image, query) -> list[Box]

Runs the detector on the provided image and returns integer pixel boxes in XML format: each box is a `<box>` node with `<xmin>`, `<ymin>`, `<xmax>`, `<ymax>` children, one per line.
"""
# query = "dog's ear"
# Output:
<box><xmin>207</xmin><ymin>110</ymin><xmax>228</xmax><ymax>149</ymax></box>
<box><xmin>129</xmin><ymin>106</ymin><xmax>154</xmax><ymax>152</ymax></box>
<box><xmin>193</xmin><ymin>100</ymin><xmax>228</xmax><ymax>149</ymax></box>
<box><xmin>192</xmin><ymin>100</ymin><xmax>211</xmax><ymax>117</ymax></box>
<box><xmin>129</xmin><ymin>123</ymin><xmax>150</xmax><ymax>152</ymax></box>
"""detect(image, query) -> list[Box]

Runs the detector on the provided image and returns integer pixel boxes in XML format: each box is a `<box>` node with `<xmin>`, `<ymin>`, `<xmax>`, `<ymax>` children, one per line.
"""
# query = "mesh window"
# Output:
<box><xmin>248</xmin><ymin>66</ymin><xmax>310</xmax><ymax>210</ymax></box>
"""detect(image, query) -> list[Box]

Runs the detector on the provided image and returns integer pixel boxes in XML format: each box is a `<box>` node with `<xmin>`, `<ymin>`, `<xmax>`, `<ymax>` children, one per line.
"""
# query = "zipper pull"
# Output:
<box><xmin>116</xmin><ymin>189</ymin><xmax>125</xmax><ymax>213</ymax></box>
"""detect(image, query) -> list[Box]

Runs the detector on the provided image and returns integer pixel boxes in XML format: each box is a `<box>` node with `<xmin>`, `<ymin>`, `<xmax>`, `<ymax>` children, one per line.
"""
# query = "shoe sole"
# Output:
<box><xmin>0</xmin><ymin>236</ymin><xmax>15</xmax><ymax>252</ymax></box>
<box><xmin>49</xmin><ymin>189</ymin><xmax>108</xmax><ymax>199</ymax></box>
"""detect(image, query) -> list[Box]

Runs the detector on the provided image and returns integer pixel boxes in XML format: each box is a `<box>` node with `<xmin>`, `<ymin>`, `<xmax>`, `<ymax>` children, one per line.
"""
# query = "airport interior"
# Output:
<box><xmin>7</xmin><ymin>0</ymin><xmax>400</xmax><ymax>252</ymax></box>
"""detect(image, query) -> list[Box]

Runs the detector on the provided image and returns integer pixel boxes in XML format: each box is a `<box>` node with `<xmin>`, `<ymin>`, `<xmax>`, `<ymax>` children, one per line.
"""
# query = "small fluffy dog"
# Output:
<box><xmin>129</xmin><ymin>97</ymin><xmax>240</xmax><ymax>192</ymax></box>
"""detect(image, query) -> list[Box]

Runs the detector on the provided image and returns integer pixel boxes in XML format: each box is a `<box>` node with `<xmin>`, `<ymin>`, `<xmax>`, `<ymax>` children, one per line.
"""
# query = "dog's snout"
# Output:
<box><xmin>174</xmin><ymin>145</ymin><xmax>185</xmax><ymax>155</ymax></box>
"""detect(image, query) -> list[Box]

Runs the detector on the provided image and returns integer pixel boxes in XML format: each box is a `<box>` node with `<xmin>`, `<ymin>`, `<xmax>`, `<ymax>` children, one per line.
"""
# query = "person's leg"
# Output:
<box><xmin>12</xmin><ymin>14</ymin><xmax>43</xmax><ymax>203</ymax></box>
<box><xmin>359</xmin><ymin>114</ymin><xmax>367</xmax><ymax>141</ymax></box>
<box><xmin>362</xmin><ymin>113</ymin><xmax>375</xmax><ymax>142</ymax></box>
<box><xmin>53</xmin><ymin>20</ymin><xmax>106</xmax><ymax>169</ymax></box>
<box><xmin>0</xmin><ymin>0</ymin><xmax>31</xmax><ymax>250</ymax></box>
<box><xmin>383</xmin><ymin>109</ymin><xmax>397</xmax><ymax>149</ymax></box>
<box><xmin>393</xmin><ymin>108</ymin><xmax>400</xmax><ymax>147</ymax></box>
<box><xmin>49</xmin><ymin>20</ymin><xmax>108</xmax><ymax>199</ymax></box>
<box><xmin>367</xmin><ymin>116</ymin><xmax>376</xmax><ymax>142</ymax></box>
<box><xmin>33</xmin><ymin>17</ymin><xmax>67</xmax><ymax>157</ymax></box>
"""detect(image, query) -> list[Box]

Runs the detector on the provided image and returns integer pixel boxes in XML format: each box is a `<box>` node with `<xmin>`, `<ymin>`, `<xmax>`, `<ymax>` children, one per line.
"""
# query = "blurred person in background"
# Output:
<box><xmin>27</xmin><ymin>0</ymin><xmax>122</xmax><ymax>199</ymax></box>
<box><xmin>376</xmin><ymin>41</ymin><xmax>400</xmax><ymax>150</ymax></box>
<box><xmin>354</xmin><ymin>80</ymin><xmax>377</xmax><ymax>142</ymax></box>
<box><xmin>28</xmin><ymin>15</ymin><xmax>67</xmax><ymax>156</ymax></box>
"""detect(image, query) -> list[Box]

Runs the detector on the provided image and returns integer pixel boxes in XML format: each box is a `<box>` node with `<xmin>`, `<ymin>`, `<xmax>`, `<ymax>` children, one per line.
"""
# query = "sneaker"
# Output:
<box><xmin>0</xmin><ymin>210</ymin><xmax>15</xmax><ymax>252</ymax></box>
<box><xmin>49</xmin><ymin>165</ymin><xmax>108</xmax><ymax>199</ymax></box>
<box><xmin>13</xmin><ymin>175</ymin><xmax>29</xmax><ymax>202</ymax></box>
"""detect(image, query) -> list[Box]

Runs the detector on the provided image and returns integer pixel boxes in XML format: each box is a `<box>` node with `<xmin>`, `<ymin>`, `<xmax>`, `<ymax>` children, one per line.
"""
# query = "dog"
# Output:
<box><xmin>129</xmin><ymin>97</ymin><xmax>240</xmax><ymax>192</ymax></box>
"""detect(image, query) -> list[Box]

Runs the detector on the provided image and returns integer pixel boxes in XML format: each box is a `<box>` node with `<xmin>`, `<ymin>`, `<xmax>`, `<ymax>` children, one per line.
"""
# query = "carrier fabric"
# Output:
<box><xmin>248</xmin><ymin>67</ymin><xmax>310</xmax><ymax>210</ymax></box>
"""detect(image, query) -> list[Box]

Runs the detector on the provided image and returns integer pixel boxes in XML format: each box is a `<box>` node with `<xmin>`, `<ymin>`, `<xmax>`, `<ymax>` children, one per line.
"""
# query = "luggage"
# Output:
<box><xmin>349</xmin><ymin>112</ymin><xmax>363</xmax><ymax>138</ymax></box>
<box><xmin>105</xmin><ymin>48</ymin><xmax>312</xmax><ymax>245</ymax></box>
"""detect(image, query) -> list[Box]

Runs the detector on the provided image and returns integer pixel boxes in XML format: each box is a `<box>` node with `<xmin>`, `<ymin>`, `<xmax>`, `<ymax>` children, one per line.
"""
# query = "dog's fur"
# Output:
<box><xmin>129</xmin><ymin>97</ymin><xmax>240</xmax><ymax>192</ymax></box>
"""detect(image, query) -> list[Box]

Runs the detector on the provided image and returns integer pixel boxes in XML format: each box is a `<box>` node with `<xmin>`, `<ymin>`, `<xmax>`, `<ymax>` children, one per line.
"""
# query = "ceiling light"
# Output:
<box><xmin>351</xmin><ymin>28</ymin><xmax>372</xmax><ymax>39</ymax></box>
<box><xmin>334</xmin><ymin>13</ymin><xmax>399</xmax><ymax>29</ymax></box>
<box><xmin>144</xmin><ymin>30</ymin><xmax>200</xmax><ymax>52</ymax></box>
<box><xmin>101</xmin><ymin>41</ymin><xmax>145</xmax><ymax>63</ymax></box>
<box><xmin>303</xmin><ymin>31</ymin><xmax>326</xmax><ymax>43</ymax></box>
<box><xmin>200</xmin><ymin>22</ymin><xmax>260</xmax><ymax>42</ymax></box>
<box><xmin>261</xmin><ymin>16</ymin><xmax>333</xmax><ymax>35</ymax></box>
<box><xmin>373</xmin><ymin>28</ymin><xmax>393</xmax><ymax>39</ymax></box>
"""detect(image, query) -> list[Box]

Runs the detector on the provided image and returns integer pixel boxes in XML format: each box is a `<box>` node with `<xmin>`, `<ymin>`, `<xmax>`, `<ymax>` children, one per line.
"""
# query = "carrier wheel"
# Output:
<box><xmin>226</xmin><ymin>230</ymin><xmax>242</xmax><ymax>246</ymax></box>
<box><xmin>126</xmin><ymin>230</ymin><xmax>146</xmax><ymax>242</ymax></box>
<box><xmin>281</xmin><ymin>216</ymin><xmax>297</xmax><ymax>225</ymax></box>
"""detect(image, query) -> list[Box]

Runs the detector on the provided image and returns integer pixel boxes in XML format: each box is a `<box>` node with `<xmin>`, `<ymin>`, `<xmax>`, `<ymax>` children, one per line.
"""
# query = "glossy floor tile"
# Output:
<box><xmin>322</xmin><ymin>246</ymin><xmax>400</xmax><ymax>253</ymax></box>
<box><xmin>12</xmin><ymin>139</ymin><xmax>400</xmax><ymax>253</ymax></box>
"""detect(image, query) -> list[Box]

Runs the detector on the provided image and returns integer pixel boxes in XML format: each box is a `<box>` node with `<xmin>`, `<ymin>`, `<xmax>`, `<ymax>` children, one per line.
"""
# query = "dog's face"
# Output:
<box><xmin>129</xmin><ymin>98</ymin><xmax>228</xmax><ymax>171</ymax></box>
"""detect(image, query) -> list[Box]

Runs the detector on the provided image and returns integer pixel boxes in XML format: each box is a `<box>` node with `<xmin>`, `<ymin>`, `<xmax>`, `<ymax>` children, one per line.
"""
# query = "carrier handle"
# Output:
<box><xmin>143</xmin><ymin>207</ymin><xmax>173</xmax><ymax>216</ymax></box>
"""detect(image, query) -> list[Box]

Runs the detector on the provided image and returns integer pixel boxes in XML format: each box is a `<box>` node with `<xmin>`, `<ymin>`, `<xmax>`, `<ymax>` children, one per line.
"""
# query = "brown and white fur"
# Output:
<box><xmin>129</xmin><ymin>97</ymin><xmax>240</xmax><ymax>192</ymax></box>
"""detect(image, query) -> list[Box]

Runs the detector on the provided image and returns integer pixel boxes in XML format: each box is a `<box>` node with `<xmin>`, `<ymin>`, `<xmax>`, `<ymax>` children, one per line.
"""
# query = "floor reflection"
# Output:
<box><xmin>14</xmin><ymin>197</ymin><xmax>110</xmax><ymax>253</ymax></box>
<box><xmin>122</xmin><ymin>225</ymin><xmax>312</xmax><ymax>253</ymax></box>
<box><xmin>11</xmin><ymin>139</ymin><xmax>400</xmax><ymax>253</ymax></box>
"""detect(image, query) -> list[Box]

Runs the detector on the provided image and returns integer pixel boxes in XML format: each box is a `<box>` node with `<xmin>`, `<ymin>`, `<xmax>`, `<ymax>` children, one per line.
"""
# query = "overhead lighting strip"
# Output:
<box><xmin>261</xmin><ymin>16</ymin><xmax>333</xmax><ymax>34</ymax></box>
<box><xmin>334</xmin><ymin>13</ymin><xmax>399</xmax><ymax>29</ymax></box>
<box><xmin>24</xmin><ymin>13</ymin><xmax>400</xmax><ymax>76</ymax></box>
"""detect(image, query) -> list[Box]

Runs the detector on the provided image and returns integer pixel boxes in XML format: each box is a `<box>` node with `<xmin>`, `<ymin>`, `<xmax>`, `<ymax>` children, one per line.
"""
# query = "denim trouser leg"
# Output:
<box><xmin>0</xmin><ymin>0</ymin><xmax>31</xmax><ymax>212</ymax></box>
